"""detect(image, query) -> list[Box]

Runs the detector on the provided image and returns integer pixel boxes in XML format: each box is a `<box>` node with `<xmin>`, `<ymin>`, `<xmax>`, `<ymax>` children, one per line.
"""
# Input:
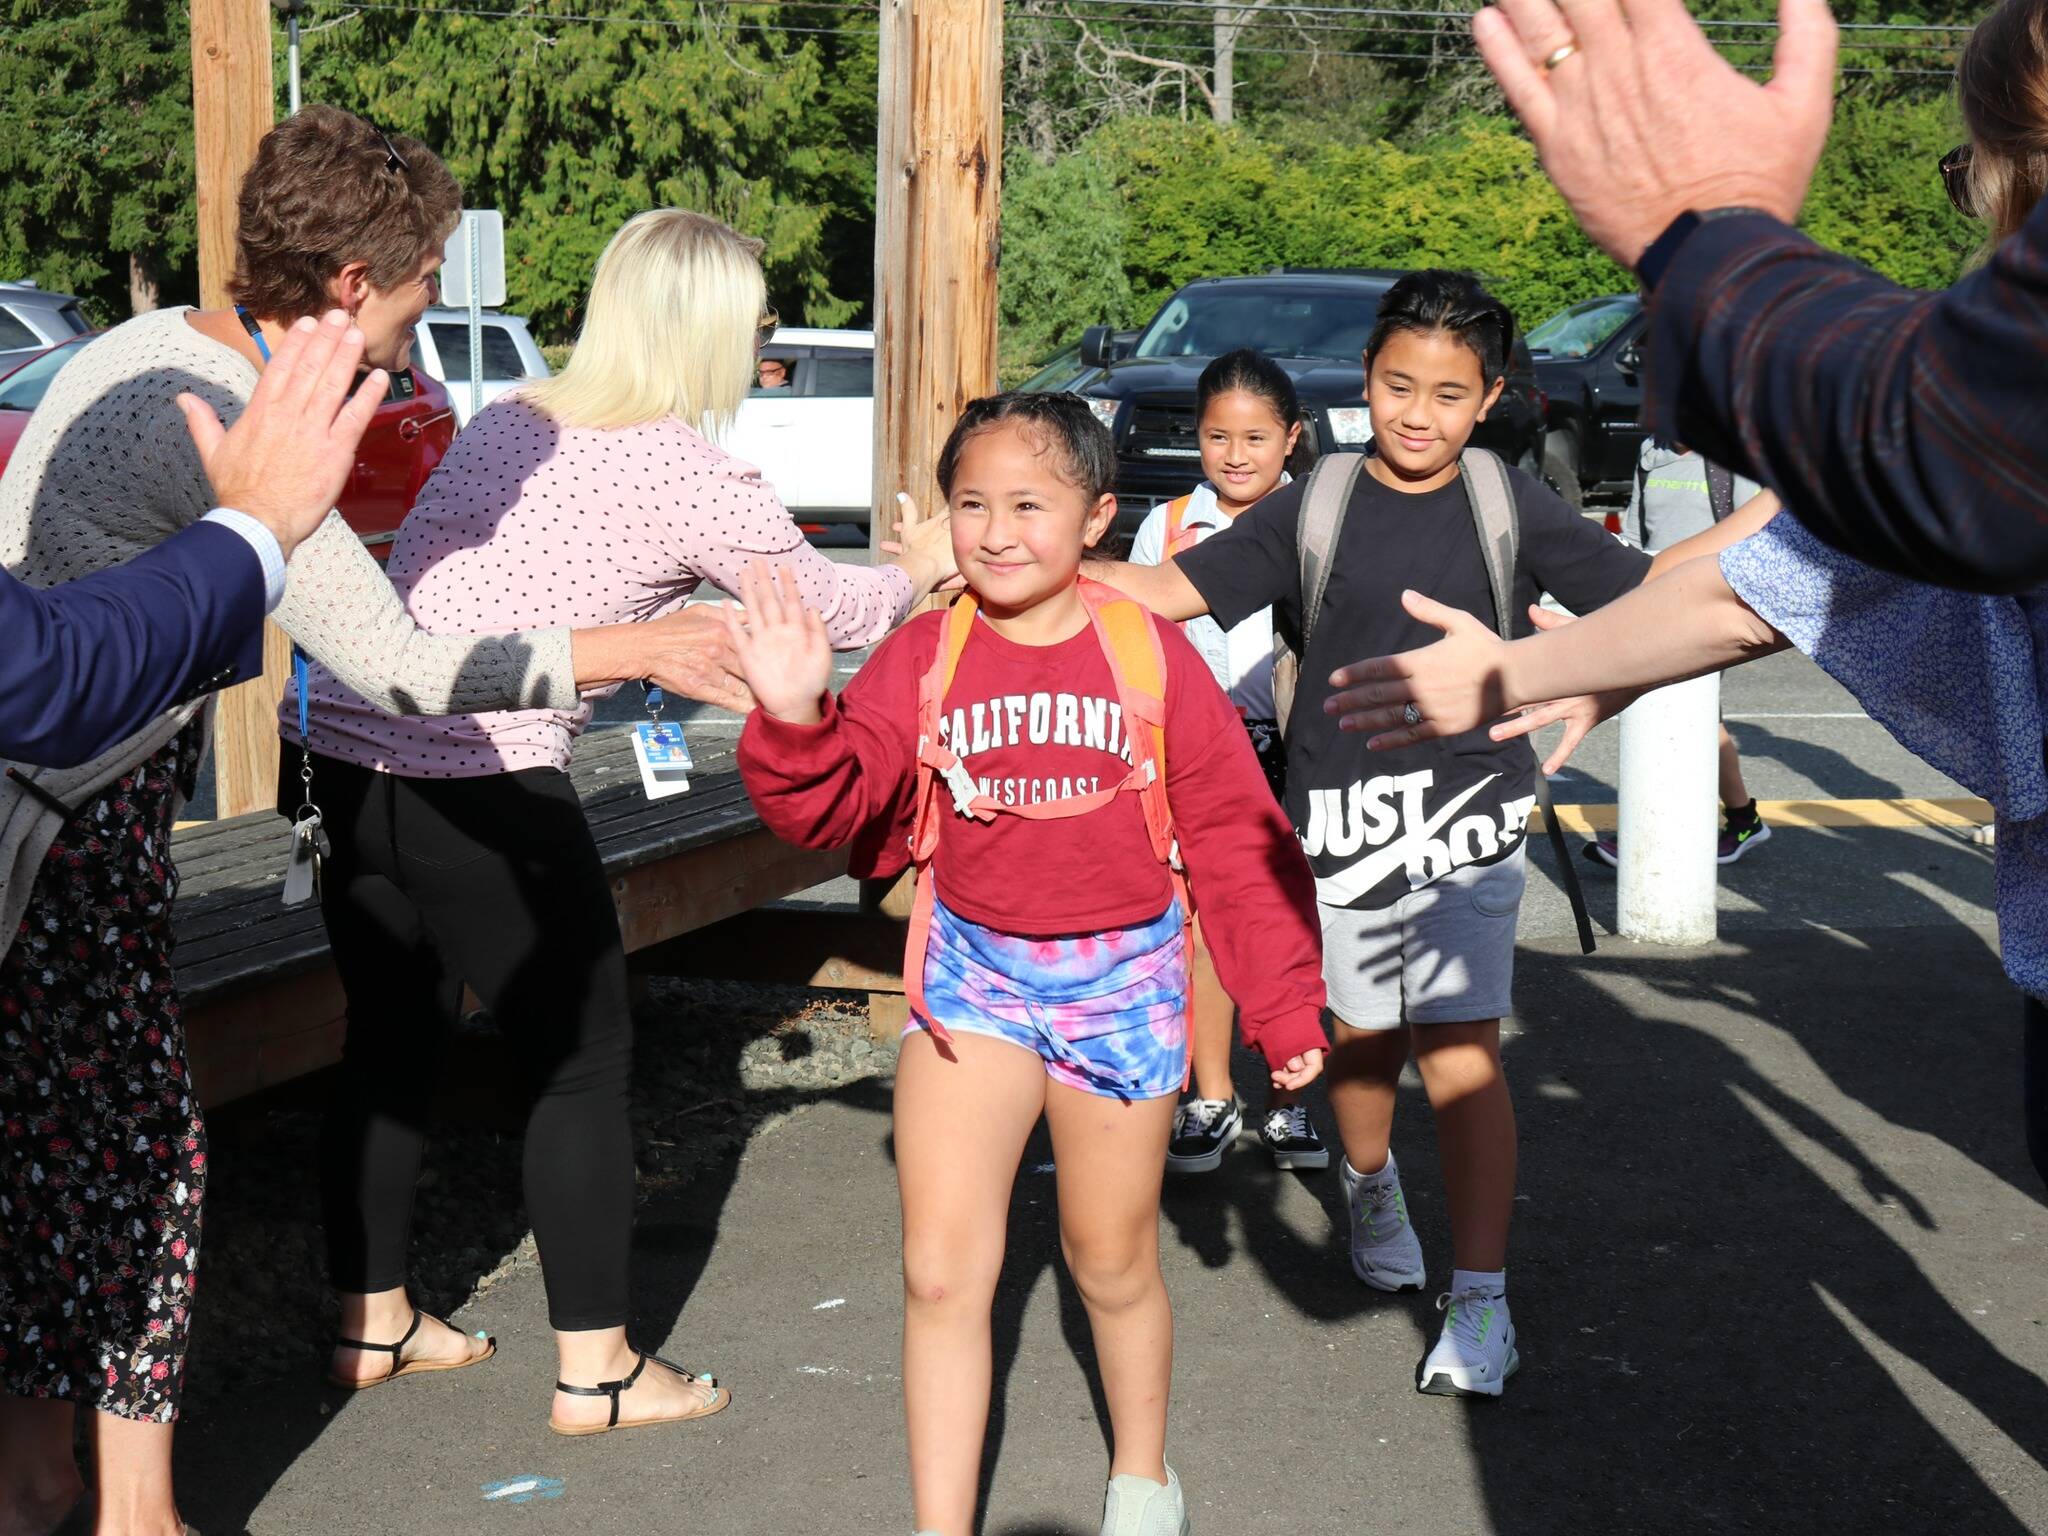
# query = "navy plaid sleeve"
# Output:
<box><xmin>1643</xmin><ymin>202</ymin><xmax>2048</xmax><ymax>596</ymax></box>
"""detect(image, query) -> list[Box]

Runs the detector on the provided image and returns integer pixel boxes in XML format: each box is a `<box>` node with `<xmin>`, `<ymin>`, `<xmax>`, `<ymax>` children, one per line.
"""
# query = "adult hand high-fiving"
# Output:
<box><xmin>1471</xmin><ymin>0</ymin><xmax>2048</xmax><ymax>596</ymax></box>
<box><xmin>1471</xmin><ymin>0</ymin><xmax>1837</xmax><ymax>268</ymax></box>
<box><xmin>178</xmin><ymin>308</ymin><xmax>386</xmax><ymax>562</ymax></box>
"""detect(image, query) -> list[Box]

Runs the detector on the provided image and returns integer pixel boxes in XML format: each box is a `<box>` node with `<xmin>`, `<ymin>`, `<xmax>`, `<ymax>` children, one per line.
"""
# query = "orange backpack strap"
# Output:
<box><xmin>904</xmin><ymin>596</ymin><xmax>980</xmax><ymax>1042</ymax></box>
<box><xmin>1161</xmin><ymin>494</ymin><xmax>1200</xmax><ymax>561</ymax></box>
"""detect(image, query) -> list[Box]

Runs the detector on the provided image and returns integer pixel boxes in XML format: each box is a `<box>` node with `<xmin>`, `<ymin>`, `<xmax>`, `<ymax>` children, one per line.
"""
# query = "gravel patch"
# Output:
<box><xmin>184</xmin><ymin>978</ymin><xmax>897</xmax><ymax>1409</ymax></box>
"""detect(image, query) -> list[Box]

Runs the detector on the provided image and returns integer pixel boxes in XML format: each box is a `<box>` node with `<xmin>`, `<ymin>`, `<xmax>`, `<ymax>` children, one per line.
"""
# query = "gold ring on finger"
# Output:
<box><xmin>1542</xmin><ymin>41</ymin><xmax>1579</xmax><ymax>69</ymax></box>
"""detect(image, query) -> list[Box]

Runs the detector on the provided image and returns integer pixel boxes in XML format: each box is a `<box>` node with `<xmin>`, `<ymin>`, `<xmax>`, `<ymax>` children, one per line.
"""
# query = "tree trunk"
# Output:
<box><xmin>128</xmin><ymin>250</ymin><xmax>160</xmax><ymax>315</ymax></box>
<box><xmin>1212</xmin><ymin>5</ymin><xmax>1236</xmax><ymax>126</ymax></box>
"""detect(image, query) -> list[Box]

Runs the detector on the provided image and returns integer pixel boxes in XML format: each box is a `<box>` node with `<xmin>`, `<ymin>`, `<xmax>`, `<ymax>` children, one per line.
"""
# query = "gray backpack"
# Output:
<box><xmin>1271</xmin><ymin>448</ymin><xmax>1596</xmax><ymax>952</ymax></box>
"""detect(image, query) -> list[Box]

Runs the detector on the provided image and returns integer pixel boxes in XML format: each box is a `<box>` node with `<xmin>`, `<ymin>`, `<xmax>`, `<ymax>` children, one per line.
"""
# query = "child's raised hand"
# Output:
<box><xmin>726</xmin><ymin>562</ymin><xmax>832</xmax><ymax>725</ymax></box>
<box><xmin>1271</xmin><ymin>1048</ymin><xmax>1325</xmax><ymax>1092</ymax></box>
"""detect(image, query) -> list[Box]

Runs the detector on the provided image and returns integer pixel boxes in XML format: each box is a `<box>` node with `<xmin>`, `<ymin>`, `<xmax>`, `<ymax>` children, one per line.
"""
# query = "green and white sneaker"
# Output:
<box><xmin>1340</xmin><ymin>1153</ymin><xmax>1426</xmax><ymax>1292</ymax></box>
<box><xmin>1418</xmin><ymin>1286</ymin><xmax>1519</xmax><ymax>1397</ymax></box>
<box><xmin>1100</xmin><ymin>1464</ymin><xmax>1191</xmax><ymax>1536</ymax></box>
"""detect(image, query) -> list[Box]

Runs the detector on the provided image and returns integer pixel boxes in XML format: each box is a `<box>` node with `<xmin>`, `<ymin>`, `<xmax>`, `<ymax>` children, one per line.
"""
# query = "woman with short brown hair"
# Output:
<box><xmin>0</xmin><ymin>106</ymin><xmax>737</xmax><ymax>1536</ymax></box>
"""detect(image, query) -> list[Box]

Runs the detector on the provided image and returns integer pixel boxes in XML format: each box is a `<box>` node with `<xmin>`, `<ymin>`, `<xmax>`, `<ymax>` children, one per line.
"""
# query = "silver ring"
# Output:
<box><xmin>1402</xmin><ymin>702</ymin><xmax>1424</xmax><ymax>727</ymax></box>
<box><xmin>1542</xmin><ymin>41</ymin><xmax>1579</xmax><ymax>69</ymax></box>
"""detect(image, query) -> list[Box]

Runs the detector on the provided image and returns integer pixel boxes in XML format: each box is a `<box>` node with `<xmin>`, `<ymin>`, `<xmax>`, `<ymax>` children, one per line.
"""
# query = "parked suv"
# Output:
<box><xmin>725</xmin><ymin>327</ymin><xmax>875</xmax><ymax>529</ymax></box>
<box><xmin>410</xmin><ymin>307</ymin><xmax>551</xmax><ymax>428</ymax></box>
<box><xmin>0</xmin><ymin>282</ymin><xmax>92</xmax><ymax>375</ymax></box>
<box><xmin>1041</xmin><ymin>271</ymin><xmax>1548</xmax><ymax>540</ymax></box>
<box><xmin>1526</xmin><ymin>293</ymin><xmax>1647</xmax><ymax>506</ymax></box>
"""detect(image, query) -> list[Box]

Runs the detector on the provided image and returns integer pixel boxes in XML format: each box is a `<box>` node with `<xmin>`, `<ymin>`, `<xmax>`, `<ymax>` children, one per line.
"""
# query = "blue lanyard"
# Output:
<box><xmin>240</xmin><ymin>308</ymin><xmax>311</xmax><ymax>744</ymax></box>
<box><xmin>236</xmin><ymin>305</ymin><xmax>272</xmax><ymax>362</ymax></box>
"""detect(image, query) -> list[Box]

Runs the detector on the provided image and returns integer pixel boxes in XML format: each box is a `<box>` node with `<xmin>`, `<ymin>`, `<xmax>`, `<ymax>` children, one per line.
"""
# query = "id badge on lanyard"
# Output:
<box><xmin>632</xmin><ymin>684</ymin><xmax>693</xmax><ymax>801</ymax></box>
<box><xmin>242</xmin><ymin>308</ymin><xmax>333</xmax><ymax>907</ymax></box>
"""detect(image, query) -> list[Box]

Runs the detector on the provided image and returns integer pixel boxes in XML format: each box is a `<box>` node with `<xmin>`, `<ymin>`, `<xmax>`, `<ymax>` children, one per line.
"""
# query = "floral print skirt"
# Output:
<box><xmin>0</xmin><ymin>724</ymin><xmax>206</xmax><ymax>1422</ymax></box>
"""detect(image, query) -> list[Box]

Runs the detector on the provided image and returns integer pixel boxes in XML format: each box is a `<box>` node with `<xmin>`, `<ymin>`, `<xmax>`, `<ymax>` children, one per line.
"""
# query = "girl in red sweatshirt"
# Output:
<box><xmin>731</xmin><ymin>393</ymin><xmax>1326</xmax><ymax>1536</ymax></box>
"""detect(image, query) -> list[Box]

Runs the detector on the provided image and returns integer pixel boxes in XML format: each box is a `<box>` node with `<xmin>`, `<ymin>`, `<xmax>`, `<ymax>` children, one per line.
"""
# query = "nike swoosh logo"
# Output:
<box><xmin>1313</xmin><ymin>774</ymin><xmax>1500</xmax><ymax>906</ymax></box>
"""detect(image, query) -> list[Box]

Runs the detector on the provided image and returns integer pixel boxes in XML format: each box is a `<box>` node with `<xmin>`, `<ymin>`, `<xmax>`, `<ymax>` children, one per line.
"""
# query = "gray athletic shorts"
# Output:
<box><xmin>1318</xmin><ymin>844</ymin><xmax>1526</xmax><ymax>1031</ymax></box>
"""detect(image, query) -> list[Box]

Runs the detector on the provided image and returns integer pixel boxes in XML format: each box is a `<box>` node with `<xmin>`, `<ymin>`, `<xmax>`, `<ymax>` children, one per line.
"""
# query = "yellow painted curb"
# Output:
<box><xmin>1531</xmin><ymin>797</ymin><xmax>1993</xmax><ymax>836</ymax></box>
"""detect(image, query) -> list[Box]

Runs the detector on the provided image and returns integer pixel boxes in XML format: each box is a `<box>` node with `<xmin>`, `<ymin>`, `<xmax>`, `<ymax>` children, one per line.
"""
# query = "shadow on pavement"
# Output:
<box><xmin>1167</xmin><ymin>920</ymin><xmax>2045</xmax><ymax>1534</ymax></box>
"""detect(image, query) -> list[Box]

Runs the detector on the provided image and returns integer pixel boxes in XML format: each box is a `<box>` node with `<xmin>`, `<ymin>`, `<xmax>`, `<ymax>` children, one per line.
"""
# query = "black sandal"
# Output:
<box><xmin>550</xmin><ymin>1351</ymin><xmax>730</xmax><ymax>1437</ymax></box>
<box><xmin>327</xmin><ymin>1308</ymin><xmax>496</xmax><ymax>1390</ymax></box>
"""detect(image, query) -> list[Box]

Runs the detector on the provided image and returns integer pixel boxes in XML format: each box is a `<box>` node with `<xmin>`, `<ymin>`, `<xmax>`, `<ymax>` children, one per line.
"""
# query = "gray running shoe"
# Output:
<box><xmin>1340</xmin><ymin>1152</ymin><xmax>1426</xmax><ymax>1291</ymax></box>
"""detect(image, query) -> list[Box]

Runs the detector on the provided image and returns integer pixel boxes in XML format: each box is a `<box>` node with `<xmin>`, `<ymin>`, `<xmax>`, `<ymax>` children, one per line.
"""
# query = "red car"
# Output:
<box><xmin>0</xmin><ymin>333</ymin><xmax>457</xmax><ymax>560</ymax></box>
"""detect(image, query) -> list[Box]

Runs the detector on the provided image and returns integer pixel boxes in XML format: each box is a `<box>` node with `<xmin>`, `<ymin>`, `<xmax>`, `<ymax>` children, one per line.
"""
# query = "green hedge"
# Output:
<box><xmin>1001</xmin><ymin>103</ymin><xmax>1975</xmax><ymax>374</ymax></box>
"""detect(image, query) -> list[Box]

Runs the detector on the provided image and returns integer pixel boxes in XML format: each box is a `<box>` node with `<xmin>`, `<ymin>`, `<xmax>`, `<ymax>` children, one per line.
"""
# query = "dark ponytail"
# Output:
<box><xmin>1196</xmin><ymin>347</ymin><xmax>1301</xmax><ymax>432</ymax></box>
<box><xmin>1364</xmin><ymin>269</ymin><xmax>1515</xmax><ymax>385</ymax></box>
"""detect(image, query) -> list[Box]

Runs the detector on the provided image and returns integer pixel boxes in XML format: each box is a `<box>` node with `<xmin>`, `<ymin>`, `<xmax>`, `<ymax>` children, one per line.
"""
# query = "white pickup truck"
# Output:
<box><xmin>724</xmin><ymin>327</ymin><xmax>875</xmax><ymax>531</ymax></box>
<box><xmin>411</xmin><ymin>307</ymin><xmax>551</xmax><ymax>428</ymax></box>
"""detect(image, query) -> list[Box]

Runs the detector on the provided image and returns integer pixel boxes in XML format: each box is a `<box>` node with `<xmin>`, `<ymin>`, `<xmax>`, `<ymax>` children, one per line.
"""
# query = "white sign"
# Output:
<box><xmin>440</xmin><ymin>210</ymin><xmax>505</xmax><ymax>308</ymax></box>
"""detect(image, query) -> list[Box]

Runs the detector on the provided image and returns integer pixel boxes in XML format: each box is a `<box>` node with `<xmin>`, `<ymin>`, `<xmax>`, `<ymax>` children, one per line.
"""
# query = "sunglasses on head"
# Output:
<box><xmin>1940</xmin><ymin>143</ymin><xmax>1975</xmax><ymax>219</ymax></box>
<box><xmin>373</xmin><ymin>126</ymin><xmax>409</xmax><ymax>175</ymax></box>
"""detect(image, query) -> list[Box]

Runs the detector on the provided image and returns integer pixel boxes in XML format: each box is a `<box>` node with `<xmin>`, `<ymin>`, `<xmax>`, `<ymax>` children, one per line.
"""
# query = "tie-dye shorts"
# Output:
<box><xmin>911</xmin><ymin>896</ymin><xmax>1190</xmax><ymax>1101</ymax></box>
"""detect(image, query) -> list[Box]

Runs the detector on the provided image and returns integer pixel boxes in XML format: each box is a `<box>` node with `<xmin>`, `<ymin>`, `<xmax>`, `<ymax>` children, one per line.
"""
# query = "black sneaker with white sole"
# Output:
<box><xmin>1166</xmin><ymin>1098</ymin><xmax>1242</xmax><ymax>1174</ymax></box>
<box><xmin>1260</xmin><ymin>1104</ymin><xmax>1330</xmax><ymax>1170</ymax></box>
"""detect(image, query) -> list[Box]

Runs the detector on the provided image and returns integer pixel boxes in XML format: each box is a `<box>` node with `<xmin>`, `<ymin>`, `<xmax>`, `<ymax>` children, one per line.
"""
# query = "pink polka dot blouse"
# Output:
<box><xmin>293</xmin><ymin>396</ymin><xmax>914</xmax><ymax>778</ymax></box>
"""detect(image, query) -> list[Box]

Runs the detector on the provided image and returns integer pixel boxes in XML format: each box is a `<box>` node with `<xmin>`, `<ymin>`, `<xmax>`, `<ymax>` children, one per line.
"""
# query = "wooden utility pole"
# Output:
<box><xmin>870</xmin><ymin>0</ymin><xmax>1004</xmax><ymax>556</ymax></box>
<box><xmin>191</xmin><ymin>0</ymin><xmax>281</xmax><ymax>819</ymax></box>
<box><xmin>865</xmin><ymin>0</ymin><xmax>1002</xmax><ymax>937</ymax></box>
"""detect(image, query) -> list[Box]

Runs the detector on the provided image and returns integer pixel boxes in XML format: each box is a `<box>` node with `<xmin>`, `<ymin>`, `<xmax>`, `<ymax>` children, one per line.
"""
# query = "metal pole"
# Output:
<box><xmin>467</xmin><ymin>210</ymin><xmax>483</xmax><ymax>427</ymax></box>
<box><xmin>1615</xmin><ymin>672</ymin><xmax>1722</xmax><ymax>945</ymax></box>
<box><xmin>287</xmin><ymin>13</ymin><xmax>301</xmax><ymax>113</ymax></box>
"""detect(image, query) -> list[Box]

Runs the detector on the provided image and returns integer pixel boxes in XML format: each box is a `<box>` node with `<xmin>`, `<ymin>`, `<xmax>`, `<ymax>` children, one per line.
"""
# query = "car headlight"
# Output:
<box><xmin>1084</xmin><ymin>397</ymin><xmax>1121</xmax><ymax>431</ymax></box>
<box><xmin>1326</xmin><ymin>407</ymin><xmax>1373</xmax><ymax>446</ymax></box>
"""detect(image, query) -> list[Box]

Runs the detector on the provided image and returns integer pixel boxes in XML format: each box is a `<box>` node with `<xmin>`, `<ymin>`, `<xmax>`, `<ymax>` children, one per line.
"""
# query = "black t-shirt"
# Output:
<box><xmin>1177</xmin><ymin>459</ymin><xmax>1651</xmax><ymax>910</ymax></box>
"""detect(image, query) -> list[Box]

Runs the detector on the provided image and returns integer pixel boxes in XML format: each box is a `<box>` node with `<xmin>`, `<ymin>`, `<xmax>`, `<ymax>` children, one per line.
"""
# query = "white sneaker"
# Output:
<box><xmin>1100</xmin><ymin>1464</ymin><xmax>1191</xmax><ymax>1536</ymax></box>
<box><xmin>1418</xmin><ymin>1286</ymin><xmax>1519</xmax><ymax>1397</ymax></box>
<box><xmin>1340</xmin><ymin>1154</ymin><xmax>1426</xmax><ymax>1291</ymax></box>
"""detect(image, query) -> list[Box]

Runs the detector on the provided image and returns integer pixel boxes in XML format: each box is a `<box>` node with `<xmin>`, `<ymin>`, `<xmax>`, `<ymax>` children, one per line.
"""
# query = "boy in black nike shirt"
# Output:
<box><xmin>1093</xmin><ymin>271</ymin><xmax>1651</xmax><ymax>1396</ymax></box>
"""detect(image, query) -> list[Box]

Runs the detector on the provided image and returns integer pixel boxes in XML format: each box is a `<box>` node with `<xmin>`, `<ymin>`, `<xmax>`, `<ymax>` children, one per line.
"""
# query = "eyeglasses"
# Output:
<box><xmin>373</xmin><ymin>126</ymin><xmax>409</xmax><ymax>175</ymax></box>
<box><xmin>1940</xmin><ymin>143</ymin><xmax>1976</xmax><ymax>219</ymax></box>
<box><xmin>756</xmin><ymin>309</ymin><xmax>780</xmax><ymax>349</ymax></box>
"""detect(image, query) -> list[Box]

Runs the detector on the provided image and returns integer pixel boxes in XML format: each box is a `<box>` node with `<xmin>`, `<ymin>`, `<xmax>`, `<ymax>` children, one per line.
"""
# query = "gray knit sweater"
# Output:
<box><xmin>0</xmin><ymin>306</ymin><xmax>580</xmax><ymax>959</ymax></box>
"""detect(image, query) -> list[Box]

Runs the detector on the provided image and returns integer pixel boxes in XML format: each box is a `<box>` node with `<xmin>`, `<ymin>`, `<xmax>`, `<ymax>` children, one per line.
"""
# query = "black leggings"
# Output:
<box><xmin>284</xmin><ymin>752</ymin><xmax>635</xmax><ymax>1331</ymax></box>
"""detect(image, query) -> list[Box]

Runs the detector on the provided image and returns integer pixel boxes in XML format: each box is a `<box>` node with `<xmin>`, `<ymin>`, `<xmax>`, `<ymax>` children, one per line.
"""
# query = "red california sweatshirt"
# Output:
<box><xmin>738</xmin><ymin>603</ymin><xmax>1328</xmax><ymax>1070</ymax></box>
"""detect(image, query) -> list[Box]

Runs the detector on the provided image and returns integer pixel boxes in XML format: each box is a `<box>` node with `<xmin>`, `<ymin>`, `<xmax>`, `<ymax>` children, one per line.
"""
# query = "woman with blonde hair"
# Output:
<box><xmin>290</xmin><ymin>206</ymin><xmax>952</xmax><ymax>1435</ymax></box>
<box><xmin>0</xmin><ymin>111</ymin><xmax>749</xmax><ymax>1536</ymax></box>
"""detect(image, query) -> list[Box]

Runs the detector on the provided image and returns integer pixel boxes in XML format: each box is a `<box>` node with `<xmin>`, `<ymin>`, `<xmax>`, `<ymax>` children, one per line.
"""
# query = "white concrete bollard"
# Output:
<box><xmin>1615</xmin><ymin>672</ymin><xmax>1721</xmax><ymax>945</ymax></box>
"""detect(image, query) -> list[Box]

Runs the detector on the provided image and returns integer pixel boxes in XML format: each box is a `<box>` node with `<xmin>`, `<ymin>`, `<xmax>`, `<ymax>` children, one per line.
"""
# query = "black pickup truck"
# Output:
<box><xmin>1525</xmin><ymin>293</ymin><xmax>1650</xmax><ymax>507</ymax></box>
<box><xmin>1030</xmin><ymin>270</ymin><xmax>1550</xmax><ymax>540</ymax></box>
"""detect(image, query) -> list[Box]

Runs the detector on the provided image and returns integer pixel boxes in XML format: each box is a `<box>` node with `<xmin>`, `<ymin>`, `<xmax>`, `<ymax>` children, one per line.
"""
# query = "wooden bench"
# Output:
<box><xmin>173</xmin><ymin>730</ymin><xmax>861</xmax><ymax>1108</ymax></box>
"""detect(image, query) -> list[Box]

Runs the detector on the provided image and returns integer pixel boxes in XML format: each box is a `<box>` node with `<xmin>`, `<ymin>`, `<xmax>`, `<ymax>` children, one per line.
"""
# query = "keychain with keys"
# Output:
<box><xmin>280</xmin><ymin>647</ymin><xmax>331</xmax><ymax>907</ymax></box>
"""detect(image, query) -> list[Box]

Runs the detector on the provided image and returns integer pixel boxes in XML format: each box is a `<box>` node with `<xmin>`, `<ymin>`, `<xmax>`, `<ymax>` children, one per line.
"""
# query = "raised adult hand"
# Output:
<box><xmin>1471</xmin><ymin>0</ymin><xmax>1838</xmax><ymax>267</ymax></box>
<box><xmin>1323</xmin><ymin>590</ymin><xmax>1511</xmax><ymax>748</ymax></box>
<box><xmin>883</xmin><ymin>493</ymin><xmax>964</xmax><ymax>595</ymax></box>
<box><xmin>1482</xmin><ymin>606</ymin><xmax>1639</xmax><ymax>774</ymax></box>
<box><xmin>725</xmin><ymin>562</ymin><xmax>834</xmax><ymax>724</ymax></box>
<box><xmin>177</xmin><ymin>310</ymin><xmax>386</xmax><ymax>561</ymax></box>
<box><xmin>638</xmin><ymin>604</ymin><xmax>754</xmax><ymax>714</ymax></box>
